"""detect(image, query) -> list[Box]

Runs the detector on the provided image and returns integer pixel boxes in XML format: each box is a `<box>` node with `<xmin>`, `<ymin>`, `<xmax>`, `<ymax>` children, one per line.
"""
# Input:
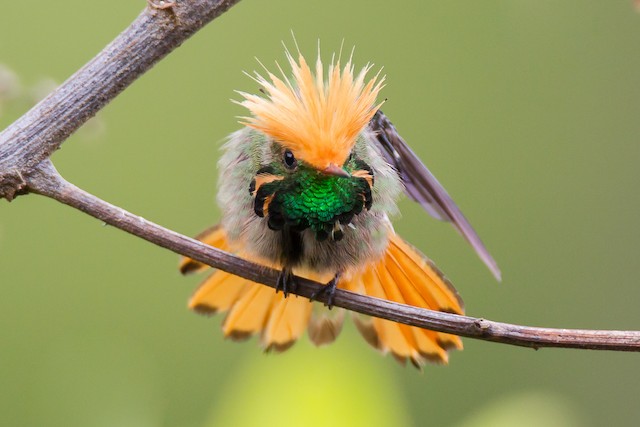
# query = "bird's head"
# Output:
<box><xmin>237</xmin><ymin>47</ymin><xmax>384</xmax><ymax>241</ymax></box>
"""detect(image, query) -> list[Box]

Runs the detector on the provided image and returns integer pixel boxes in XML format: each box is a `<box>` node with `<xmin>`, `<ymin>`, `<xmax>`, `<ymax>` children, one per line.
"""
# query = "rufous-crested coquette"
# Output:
<box><xmin>180</xmin><ymin>46</ymin><xmax>500</xmax><ymax>368</ymax></box>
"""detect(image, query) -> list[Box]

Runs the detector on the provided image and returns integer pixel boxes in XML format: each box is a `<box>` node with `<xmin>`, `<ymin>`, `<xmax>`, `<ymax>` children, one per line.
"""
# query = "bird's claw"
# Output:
<box><xmin>310</xmin><ymin>275</ymin><xmax>339</xmax><ymax>309</ymax></box>
<box><xmin>276</xmin><ymin>269</ymin><xmax>297</xmax><ymax>297</ymax></box>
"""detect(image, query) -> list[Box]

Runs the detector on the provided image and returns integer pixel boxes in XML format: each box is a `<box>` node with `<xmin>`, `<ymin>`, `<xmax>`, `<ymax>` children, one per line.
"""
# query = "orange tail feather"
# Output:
<box><xmin>182</xmin><ymin>225</ymin><xmax>463</xmax><ymax>367</ymax></box>
<box><xmin>180</xmin><ymin>225</ymin><xmax>229</xmax><ymax>275</ymax></box>
<box><xmin>346</xmin><ymin>233</ymin><xmax>464</xmax><ymax>367</ymax></box>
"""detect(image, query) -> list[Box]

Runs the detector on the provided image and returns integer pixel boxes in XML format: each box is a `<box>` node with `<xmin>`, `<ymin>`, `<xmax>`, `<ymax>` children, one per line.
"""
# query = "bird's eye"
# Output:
<box><xmin>283</xmin><ymin>150</ymin><xmax>297</xmax><ymax>169</ymax></box>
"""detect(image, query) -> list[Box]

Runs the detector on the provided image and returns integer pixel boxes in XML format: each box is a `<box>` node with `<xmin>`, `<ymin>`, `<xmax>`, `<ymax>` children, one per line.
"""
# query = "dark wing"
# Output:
<box><xmin>369</xmin><ymin>110</ymin><xmax>501</xmax><ymax>281</ymax></box>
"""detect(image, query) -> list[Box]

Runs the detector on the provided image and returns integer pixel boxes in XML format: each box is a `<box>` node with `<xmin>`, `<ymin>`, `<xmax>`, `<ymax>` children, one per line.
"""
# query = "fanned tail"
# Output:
<box><xmin>345</xmin><ymin>233</ymin><xmax>464</xmax><ymax>368</ymax></box>
<box><xmin>182</xmin><ymin>226</ymin><xmax>463</xmax><ymax>367</ymax></box>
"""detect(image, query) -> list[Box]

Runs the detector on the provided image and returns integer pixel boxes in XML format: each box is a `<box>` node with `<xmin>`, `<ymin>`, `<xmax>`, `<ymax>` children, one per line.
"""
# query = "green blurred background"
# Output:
<box><xmin>2</xmin><ymin>1</ymin><xmax>639</xmax><ymax>426</ymax></box>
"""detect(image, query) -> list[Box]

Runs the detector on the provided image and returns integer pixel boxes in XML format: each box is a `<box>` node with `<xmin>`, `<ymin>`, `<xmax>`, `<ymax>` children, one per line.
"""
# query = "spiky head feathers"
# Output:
<box><xmin>237</xmin><ymin>49</ymin><xmax>385</xmax><ymax>171</ymax></box>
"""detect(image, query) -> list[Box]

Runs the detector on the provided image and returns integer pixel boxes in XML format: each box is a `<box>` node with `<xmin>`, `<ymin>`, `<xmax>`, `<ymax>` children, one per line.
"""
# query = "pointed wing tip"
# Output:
<box><xmin>482</xmin><ymin>256</ymin><xmax>502</xmax><ymax>282</ymax></box>
<box><xmin>491</xmin><ymin>267</ymin><xmax>502</xmax><ymax>282</ymax></box>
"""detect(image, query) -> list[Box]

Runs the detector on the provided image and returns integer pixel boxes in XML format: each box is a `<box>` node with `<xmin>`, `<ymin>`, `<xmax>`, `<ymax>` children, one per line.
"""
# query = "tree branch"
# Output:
<box><xmin>0</xmin><ymin>0</ymin><xmax>240</xmax><ymax>200</ymax></box>
<box><xmin>26</xmin><ymin>161</ymin><xmax>640</xmax><ymax>352</ymax></box>
<box><xmin>1</xmin><ymin>1</ymin><xmax>639</xmax><ymax>353</ymax></box>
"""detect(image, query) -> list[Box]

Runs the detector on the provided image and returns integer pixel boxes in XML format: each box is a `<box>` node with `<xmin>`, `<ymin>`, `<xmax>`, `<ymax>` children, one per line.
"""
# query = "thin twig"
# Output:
<box><xmin>1</xmin><ymin>2</ymin><xmax>639</xmax><ymax>353</ymax></box>
<box><xmin>26</xmin><ymin>161</ymin><xmax>640</xmax><ymax>352</ymax></box>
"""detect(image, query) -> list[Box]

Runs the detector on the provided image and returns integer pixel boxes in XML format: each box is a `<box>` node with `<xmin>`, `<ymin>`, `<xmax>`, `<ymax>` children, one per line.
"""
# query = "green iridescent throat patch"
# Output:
<box><xmin>254</xmin><ymin>166</ymin><xmax>372</xmax><ymax>241</ymax></box>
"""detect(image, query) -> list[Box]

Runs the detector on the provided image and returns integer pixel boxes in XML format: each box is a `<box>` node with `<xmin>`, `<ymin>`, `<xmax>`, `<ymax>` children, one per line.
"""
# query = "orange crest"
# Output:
<box><xmin>237</xmin><ymin>48</ymin><xmax>385</xmax><ymax>170</ymax></box>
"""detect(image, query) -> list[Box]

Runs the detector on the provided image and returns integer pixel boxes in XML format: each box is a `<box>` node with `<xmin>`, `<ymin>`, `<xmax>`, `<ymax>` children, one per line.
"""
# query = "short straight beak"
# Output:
<box><xmin>323</xmin><ymin>163</ymin><xmax>351</xmax><ymax>178</ymax></box>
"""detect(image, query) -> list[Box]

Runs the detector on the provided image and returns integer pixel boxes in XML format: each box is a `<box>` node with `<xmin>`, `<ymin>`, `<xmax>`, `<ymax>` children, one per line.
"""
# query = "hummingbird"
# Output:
<box><xmin>180</xmin><ymin>47</ymin><xmax>500</xmax><ymax>368</ymax></box>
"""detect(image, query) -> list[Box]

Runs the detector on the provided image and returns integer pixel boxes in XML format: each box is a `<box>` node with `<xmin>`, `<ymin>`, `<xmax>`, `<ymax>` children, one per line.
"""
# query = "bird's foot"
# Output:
<box><xmin>276</xmin><ymin>268</ymin><xmax>297</xmax><ymax>297</ymax></box>
<box><xmin>310</xmin><ymin>274</ymin><xmax>340</xmax><ymax>309</ymax></box>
